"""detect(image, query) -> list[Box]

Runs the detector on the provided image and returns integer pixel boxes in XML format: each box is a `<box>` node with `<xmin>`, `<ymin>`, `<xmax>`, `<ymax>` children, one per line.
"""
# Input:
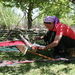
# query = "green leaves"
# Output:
<box><xmin>0</xmin><ymin>0</ymin><xmax>74</xmax><ymax>29</ymax></box>
<box><xmin>0</xmin><ymin>3</ymin><xmax>21</xmax><ymax>29</ymax></box>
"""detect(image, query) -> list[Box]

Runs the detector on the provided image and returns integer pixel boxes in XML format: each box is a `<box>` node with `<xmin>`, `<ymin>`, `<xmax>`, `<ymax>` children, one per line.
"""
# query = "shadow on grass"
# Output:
<box><xmin>0</xmin><ymin>64</ymin><xmax>33</xmax><ymax>75</ymax></box>
<box><xmin>0</xmin><ymin>47</ymin><xmax>75</xmax><ymax>75</ymax></box>
<box><xmin>0</xmin><ymin>60</ymin><xmax>73</xmax><ymax>75</ymax></box>
<box><xmin>0</xmin><ymin>51</ymin><xmax>56</xmax><ymax>75</ymax></box>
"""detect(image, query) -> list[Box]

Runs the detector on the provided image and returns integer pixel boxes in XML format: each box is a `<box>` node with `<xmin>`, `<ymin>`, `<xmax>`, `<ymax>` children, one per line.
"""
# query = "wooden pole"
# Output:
<box><xmin>16</xmin><ymin>45</ymin><xmax>55</xmax><ymax>60</ymax></box>
<box><xmin>28</xmin><ymin>51</ymin><xmax>55</xmax><ymax>60</ymax></box>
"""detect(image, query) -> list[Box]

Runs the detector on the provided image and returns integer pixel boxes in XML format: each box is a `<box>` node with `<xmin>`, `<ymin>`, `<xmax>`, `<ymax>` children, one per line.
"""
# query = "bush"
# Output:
<box><xmin>60</xmin><ymin>16</ymin><xmax>74</xmax><ymax>26</ymax></box>
<box><xmin>0</xmin><ymin>3</ymin><xmax>21</xmax><ymax>29</ymax></box>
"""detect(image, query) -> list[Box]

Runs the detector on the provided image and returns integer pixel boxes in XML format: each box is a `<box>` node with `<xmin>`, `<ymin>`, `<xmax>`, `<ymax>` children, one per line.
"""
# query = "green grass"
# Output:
<box><xmin>0</xmin><ymin>51</ymin><xmax>75</xmax><ymax>75</ymax></box>
<box><xmin>0</xmin><ymin>46</ymin><xmax>75</xmax><ymax>75</ymax></box>
<box><xmin>0</xmin><ymin>60</ymin><xmax>75</xmax><ymax>75</ymax></box>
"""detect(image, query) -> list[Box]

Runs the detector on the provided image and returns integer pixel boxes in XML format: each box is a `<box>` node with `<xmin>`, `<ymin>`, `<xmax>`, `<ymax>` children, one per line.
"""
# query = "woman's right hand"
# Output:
<box><xmin>32</xmin><ymin>46</ymin><xmax>39</xmax><ymax>50</ymax></box>
<box><xmin>34</xmin><ymin>36</ymin><xmax>44</xmax><ymax>40</ymax></box>
<box><xmin>34</xmin><ymin>36</ymin><xmax>41</xmax><ymax>40</ymax></box>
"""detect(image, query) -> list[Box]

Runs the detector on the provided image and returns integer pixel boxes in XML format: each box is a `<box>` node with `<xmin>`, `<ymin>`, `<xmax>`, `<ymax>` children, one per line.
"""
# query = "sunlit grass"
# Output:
<box><xmin>0</xmin><ymin>51</ymin><xmax>75</xmax><ymax>75</ymax></box>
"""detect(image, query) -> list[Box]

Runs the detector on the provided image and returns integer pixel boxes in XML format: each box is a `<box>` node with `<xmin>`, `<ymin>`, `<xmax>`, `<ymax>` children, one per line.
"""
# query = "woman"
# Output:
<box><xmin>32</xmin><ymin>16</ymin><xmax>75</xmax><ymax>55</ymax></box>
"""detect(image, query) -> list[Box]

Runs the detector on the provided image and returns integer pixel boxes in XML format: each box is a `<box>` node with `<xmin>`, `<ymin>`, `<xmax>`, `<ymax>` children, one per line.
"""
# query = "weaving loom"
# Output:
<box><xmin>0</xmin><ymin>32</ymin><xmax>70</xmax><ymax>66</ymax></box>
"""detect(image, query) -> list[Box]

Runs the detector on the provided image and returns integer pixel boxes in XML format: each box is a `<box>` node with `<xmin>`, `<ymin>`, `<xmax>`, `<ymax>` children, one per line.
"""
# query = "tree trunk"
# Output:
<box><xmin>27</xmin><ymin>2</ymin><xmax>33</xmax><ymax>29</ymax></box>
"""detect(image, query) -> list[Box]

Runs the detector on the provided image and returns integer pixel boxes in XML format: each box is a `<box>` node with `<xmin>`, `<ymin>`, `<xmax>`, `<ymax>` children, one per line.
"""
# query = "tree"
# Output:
<box><xmin>1</xmin><ymin>0</ymin><xmax>71</xmax><ymax>29</ymax></box>
<box><xmin>0</xmin><ymin>3</ymin><xmax>21</xmax><ymax>29</ymax></box>
<box><xmin>69</xmin><ymin>0</ymin><xmax>75</xmax><ymax>4</ymax></box>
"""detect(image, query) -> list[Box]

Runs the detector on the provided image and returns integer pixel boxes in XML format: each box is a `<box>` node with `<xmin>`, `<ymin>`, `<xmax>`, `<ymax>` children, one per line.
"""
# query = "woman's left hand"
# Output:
<box><xmin>38</xmin><ymin>46</ymin><xmax>47</xmax><ymax>50</ymax></box>
<box><xmin>32</xmin><ymin>46</ymin><xmax>48</xmax><ymax>51</ymax></box>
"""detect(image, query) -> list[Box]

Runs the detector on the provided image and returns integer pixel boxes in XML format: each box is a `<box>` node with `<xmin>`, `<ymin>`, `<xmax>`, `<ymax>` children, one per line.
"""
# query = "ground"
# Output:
<box><xmin>0</xmin><ymin>26</ymin><xmax>75</xmax><ymax>75</ymax></box>
<box><xmin>0</xmin><ymin>51</ymin><xmax>75</xmax><ymax>75</ymax></box>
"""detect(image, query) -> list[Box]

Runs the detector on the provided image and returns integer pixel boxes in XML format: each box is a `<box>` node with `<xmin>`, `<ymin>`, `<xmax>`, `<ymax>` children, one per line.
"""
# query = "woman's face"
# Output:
<box><xmin>44</xmin><ymin>22</ymin><xmax>54</xmax><ymax>30</ymax></box>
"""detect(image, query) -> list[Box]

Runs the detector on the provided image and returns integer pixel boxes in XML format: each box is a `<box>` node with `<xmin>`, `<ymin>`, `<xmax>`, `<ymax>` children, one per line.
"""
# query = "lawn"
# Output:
<box><xmin>0</xmin><ymin>49</ymin><xmax>75</xmax><ymax>75</ymax></box>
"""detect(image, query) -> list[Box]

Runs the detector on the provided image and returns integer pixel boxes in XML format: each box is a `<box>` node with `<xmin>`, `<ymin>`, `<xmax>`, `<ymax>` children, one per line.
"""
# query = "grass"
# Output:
<box><xmin>0</xmin><ymin>60</ymin><xmax>75</xmax><ymax>75</ymax></box>
<box><xmin>0</xmin><ymin>51</ymin><xmax>75</xmax><ymax>75</ymax></box>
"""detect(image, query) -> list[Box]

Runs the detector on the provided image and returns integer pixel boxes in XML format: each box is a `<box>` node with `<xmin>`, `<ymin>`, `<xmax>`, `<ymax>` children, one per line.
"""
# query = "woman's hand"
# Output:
<box><xmin>32</xmin><ymin>46</ymin><xmax>47</xmax><ymax>50</ymax></box>
<box><xmin>32</xmin><ymin>46</ymin><xmax>39</xmax><ymax>50</ymax></box>
<box><xmin>38</xmin><ymin>46</ymin><xmax>46</xmax><ymax>50</ymax></box>
<box><xmin>33</xmin><ymin>36</ymin><xmax>44</xmax><ymax>40</ymax></box>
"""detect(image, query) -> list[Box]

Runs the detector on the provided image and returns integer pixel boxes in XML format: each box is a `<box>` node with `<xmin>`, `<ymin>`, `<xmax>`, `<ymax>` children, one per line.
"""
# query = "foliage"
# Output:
<box><xmin>71</xmin><ymin>15</ymin><xmax>75</xmax><ymax>25</ymax></box>
<box><xmin>70</xmin><ymin>0</ymin><xmax>75</xmax><ymax>4</ymax></box>
<box><xmin>60</xmin><ymin>16</ymin><xmax>74</xmax><ymax>25</ymax></box>
<box><xmin>38</xmin><ymin>0</ymin><xmax>71</xmax><ymax>19</ymax></box>
<box><xmin>0</xmin><ymin>51</ymin><xmax>75</xmax><ymax>75</ymax></box>
<box><xmin>0</xmin><ymin>3</ymin><xmax>21</xmax><ymax>29</ymax></box>
<box><xmin>0</xmin><ymin>0</ymin><xmax>72</xmax><ymax>29</ymax></box>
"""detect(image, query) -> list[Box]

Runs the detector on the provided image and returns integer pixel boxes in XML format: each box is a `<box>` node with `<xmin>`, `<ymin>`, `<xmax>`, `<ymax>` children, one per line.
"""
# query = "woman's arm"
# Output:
<box><xmin>32</xmin><ymin>35</ymin><xmax>63</xmax><ymax>50</ymax></box>
<box><xmin>44</xmin><ymin>34</ymin><xmax>63</xmax><ymax>50</ymax></box>
<box><xmin>32</xmin><ymin>33</ymin><xmax>63</xmax><ymax>50</ymax></box>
